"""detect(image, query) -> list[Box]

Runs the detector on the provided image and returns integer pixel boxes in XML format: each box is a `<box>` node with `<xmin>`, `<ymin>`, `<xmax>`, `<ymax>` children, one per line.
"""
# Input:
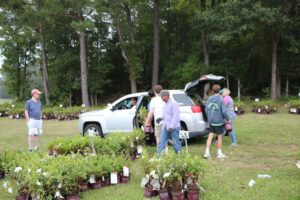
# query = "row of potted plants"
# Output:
<box><xmin>289</xmin><ymin>100</ymin><xmax>300</xmax><ymax>114</ymax></box>
<box><xmin>141</xmin><ymin>150</ymin><xmax>208</xmax><ymax>200</ymax></box>
<box><xmin>47</xmin><ymin>129</ymin><xmax>145</xmax><ymax>160</ymax></box>
<box><xmin>233</xmin><ymin>102</ymin><xmax>246</xmax><ymax>115</ymax></box>
<box><xmin>251</xmin><ymin>101</ymin><xmax>277</xmax><ymax>114</ymax></box>
<box><xmin>0</xmin><ymin>103</ymin><xmax>105</xmax><ymax>120</ymax></box>
<box><xmin>3</xmin><ymin>152</ymin><xmax>130</xmax><ymax>200</ymax></box>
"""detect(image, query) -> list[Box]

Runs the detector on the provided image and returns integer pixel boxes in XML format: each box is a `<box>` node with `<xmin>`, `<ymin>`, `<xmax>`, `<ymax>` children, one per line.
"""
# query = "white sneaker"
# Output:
<box><xmin>217</xmin><ymin>153</ymin><xmax>228</xmax><ymax>159</ymax></box>
<box><xmin>203</xmin><ymin>152</ymin><xmax>211</xmax><ymax>159</ymax></box>
<box><xmin>230</xmin><ymin>143</ymin><xmax>238</xmax><ymax>147</ymax></box>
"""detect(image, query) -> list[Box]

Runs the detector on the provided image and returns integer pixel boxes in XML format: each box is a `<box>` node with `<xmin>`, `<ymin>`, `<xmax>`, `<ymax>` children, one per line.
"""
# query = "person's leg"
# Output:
<box><xmin>157</xmin><ymin>127</ymin><xmax>169</xmax><ymax>154</ymax></box>
<box><xmin>217</xmin><ymin>134</ymin><xmax>223</xmax><ymax>154</ymax></box>
<box><xmin>170</xmin><ymin>127</ymin><xmax>181</xmax><ymax>153</ymax></box>
<box><xmin>34</xmin><ymin>135</ymin><xmax>39</xmax><ymax>149</ymax></box>
<box><xmin>28</xmin><ymin>135</ymin><xmax>33</xmax><ymax>150</ymax></box>
<box><xmin>229</xmin><ymin>121</ymin><xmax>237</xmax><ymax>144</ymax></box>
<box><xmin>204</xmin><ymin>132</ymin><xmax>214</xmax><ymax>157</ymax></box>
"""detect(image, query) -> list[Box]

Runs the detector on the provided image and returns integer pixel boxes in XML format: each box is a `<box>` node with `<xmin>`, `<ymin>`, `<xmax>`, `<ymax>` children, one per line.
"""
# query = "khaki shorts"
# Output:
<box><xmin>155</xmin><ymin>124</ymin><xmax>162</xmax><ymax>137</ymax></box>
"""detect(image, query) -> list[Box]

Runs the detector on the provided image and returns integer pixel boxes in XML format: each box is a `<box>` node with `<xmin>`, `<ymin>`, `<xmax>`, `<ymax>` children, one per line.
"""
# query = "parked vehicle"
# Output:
<box><xmin>78</xmin><ymin>74</ymin><xmax>224</xmax><ymax>140</ymax></box>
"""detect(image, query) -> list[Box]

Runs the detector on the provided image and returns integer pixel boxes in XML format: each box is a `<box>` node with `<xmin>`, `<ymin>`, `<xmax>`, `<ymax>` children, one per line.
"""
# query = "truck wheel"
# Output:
<box><xmin>84</xmin><ymin>124</ymin><xmax>103</xmax><ymax>138</ymax></box>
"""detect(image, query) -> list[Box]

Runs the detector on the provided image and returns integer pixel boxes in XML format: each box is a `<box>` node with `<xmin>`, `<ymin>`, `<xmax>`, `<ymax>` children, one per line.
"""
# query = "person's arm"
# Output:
<box><xmin>145</xmin><ymin>107</ymin><xmax>154</xmax><ymax>126</ymax></box>
<box><xmin>25</xmin><ymin>110</ymin><xmax>29</xmax><ymax>122</ymax></box>
<box><xmin>25</xmin><ymin>102</ymin><xmax>30</xmax><ymax>122</ymax></box>
<box><xmin>40</xmin><ymin>103</ymin><xmax>43</xmax><ymax>119</ymax></box>
<box><xmin>221</xmin><ymin>100</ymin><xmax>230</xmax><ymax>122</ymax></box>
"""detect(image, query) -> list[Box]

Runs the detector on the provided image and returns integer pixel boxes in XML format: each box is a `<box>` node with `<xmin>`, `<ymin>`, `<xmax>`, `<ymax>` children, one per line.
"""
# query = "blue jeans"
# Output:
<box><xmin>223</xmin><ymin>112</ymin><xmax>236</xmax><ymax>144</ymax></box>
<box><xmin>157</xmin><ymin>127</ymin><xmax>181</xmax><ymax>154</ymax></box>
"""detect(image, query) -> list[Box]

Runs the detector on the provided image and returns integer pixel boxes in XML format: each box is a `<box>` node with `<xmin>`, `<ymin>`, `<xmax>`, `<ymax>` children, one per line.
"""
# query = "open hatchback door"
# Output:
<box><xmin>184</xmin><ymin>74</ymin><xmax>225</xmax><ymax>95</ymax></box>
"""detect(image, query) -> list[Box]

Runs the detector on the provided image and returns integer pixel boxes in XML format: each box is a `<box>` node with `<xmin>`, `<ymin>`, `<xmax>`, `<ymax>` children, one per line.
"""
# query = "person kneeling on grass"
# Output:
<box><xmin>25</xmin><ymin>89</ymin><xmax>43</xmax><ymax>153</ymax></box>
<box><xmin>204</xmin><ymin>84</ymin><xmax>230</xmax><ymax>159</ymax></box>
<box><xmin>156</xmin><ymin>90</ymin><xmax>182</xmax><ymax>154</ymax></box>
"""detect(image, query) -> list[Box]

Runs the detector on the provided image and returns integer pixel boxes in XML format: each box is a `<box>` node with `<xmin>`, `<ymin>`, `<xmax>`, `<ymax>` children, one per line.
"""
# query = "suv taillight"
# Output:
<box><xmin>191</xmin><ymin>105</ymin><xmax>202</xmax><ymax>113</ymax></box>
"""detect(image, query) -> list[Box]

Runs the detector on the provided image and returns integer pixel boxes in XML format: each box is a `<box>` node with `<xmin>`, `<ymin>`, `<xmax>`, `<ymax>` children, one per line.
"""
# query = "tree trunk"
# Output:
<box><xmin>69</xmin><ymin>88</ymin><xmax>72</xmax><ymax>107</ymax></box>
<box><xmin>23</xmin><ymin>53</ymin><xmax>27</xmax><ymax>101</ymax></box>
<box><xmin>270</xmin><ymin>35</ymin><xmax>279</xmax><ymax>101</ymax></box>
<box><xmin>285</xmin><ymin>76</ymin><xmax>289</xmax><ymax>97</ymax></box>
<box><xmin>39</xmin><ymin>24</ymin><xmax>51</xmax><ymax>105</ymax></box>
<box><xmin>226</xmin><ymin>73</ymin><xmax>229</xmax><ymax>89</ymax></box>
<box><xmin>152</xmin><ymin>0</ymin><xmax>160</xmax><ymax>87</ymax></box>
<box><xmin>113</xmin><ymin>12</ymin><xmax>137</xmax><ymax>93</ymax></box>
<box><xmin>95</xmin><ymin>93</ymin><xmax>98</xmax><ymax>106</ymax></box>
<box><xmin>238</xmin><ymin>77</ymin><xmax>241</xmax><ymax>102</ymax></box>
<box><xmin>124</xmin><ymin>3</ymin><xmax>135</xmax><ymax>47</ymax></box>
<box><xmin>276</xmin><ymin>72</ymin><xmax>281</xmax><ymax>98</ymax></box>
<box><xmin>78</xmin><ymin>12</ymin><xmax>90</xmax><ymax>108</ymax></box>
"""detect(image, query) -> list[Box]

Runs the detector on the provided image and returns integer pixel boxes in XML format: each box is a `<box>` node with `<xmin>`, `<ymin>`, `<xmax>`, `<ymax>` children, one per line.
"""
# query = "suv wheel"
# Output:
<box><xmin>84</xmin><ymin>124</ymin><xmax>103</xmax><ymax>138</ymax></box>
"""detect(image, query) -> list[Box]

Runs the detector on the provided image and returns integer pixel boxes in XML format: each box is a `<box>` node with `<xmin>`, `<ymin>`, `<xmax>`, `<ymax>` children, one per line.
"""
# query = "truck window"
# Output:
<box><xmin>172</xmin><ymin>94</ymin><xmax>195</xmax><ymax>106</ymax></box>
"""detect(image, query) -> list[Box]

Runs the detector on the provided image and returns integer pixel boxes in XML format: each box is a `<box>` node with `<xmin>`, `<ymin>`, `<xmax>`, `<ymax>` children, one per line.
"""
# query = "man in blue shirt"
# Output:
<box><xmin>156</xmin><ymin>90</ymin><xmax>182</xmax><ymax>154</ymax></box>
<box><xmin>25</xmin><ymin>89</ymin><xmax>43</xmax><ymax>152</ymax></box>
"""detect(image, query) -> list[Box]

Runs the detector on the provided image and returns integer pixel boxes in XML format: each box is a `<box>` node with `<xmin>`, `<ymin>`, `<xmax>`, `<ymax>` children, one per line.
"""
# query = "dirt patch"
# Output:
<box><xmin>257</xmin><ymin>157</ymin><xmax>280</xmax><ymax>161</ymax></box>
<box><xmin>289</xmin><ymin>145</ymin><xmax>298</xmax><ymax>150</ymax></box>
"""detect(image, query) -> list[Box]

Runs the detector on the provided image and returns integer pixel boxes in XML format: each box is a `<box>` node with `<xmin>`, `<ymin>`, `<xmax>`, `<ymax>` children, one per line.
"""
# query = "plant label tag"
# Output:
<box><xmin>255</xmin><ymin>98</ymin><xmax>259</xmax><ymax>102</ymax></box>
<box><xmin>137</xmin><ymin>145</ymin><xmax>143</xmax><ymax>154</ymax></box>
<box><xmin>258</xmin><ymin>108</ymin><xmax>261</xmax><ymax>113</ymax></box>
<box><xmin>102</xmin><ymin>176</ymin><xmax>105</xmax><ymax>181</ymax></box>
<box><xmin>130</xmin><ymin>143</ymin><xmax>134</xmax><ymax>148</ymax></box>
<box><xmin>110</xmin><ymin>172</ymin><xmax>118</xmax><ymax>184</ymax></box>
<box><xmin>89</xmin><ymin>175</ymin><xmax>96</xmax><ymax>184</ymax></box>
<box><xmin>235</xmin><ymin>107</ymin><xmax>238</xmax><ymax>111</ymax></box>
<box><xmin>123</xmin><ymin>166</ymin><xmax>129</xmax><ymax>177</ymax></box>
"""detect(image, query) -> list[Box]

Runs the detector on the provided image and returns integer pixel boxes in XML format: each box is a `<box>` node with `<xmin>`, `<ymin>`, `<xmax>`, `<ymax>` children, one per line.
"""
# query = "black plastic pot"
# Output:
<box><xmin>121</xmin><ymin>175</ymin><xmax>130</xmax><ymax>184</ymax></box>
<box><xmin>91</xmin><ymin>180</ymin><xmax>102</xmax><ymax>190</ymax></box>
<box><xmin>144</xmin><ymin>187</ymin><xmax>157</xmax><ymax>198</ymax></box>
<box><xmin>66</xmin><ymin>194</ymin><xmax>80</xmax><ymax>200</ymax></box>
<box><xmin>187</xmin><ymin>190</ymin><xmax>200</xmax><ymax>200</ymax></box>
<box><xmin>171</xmin><ymin>192</ymin><xmax>185</xmax><ymax>200</ymax></box>
<box><xmin>80</xmin><ymin>182</ymin><xmax>89</xmax><ymax>192</ymax></box>
<box><xmin>158</xmin><ymin>189</ymin><xmax>171</xmax><ymax>200</ymax></box>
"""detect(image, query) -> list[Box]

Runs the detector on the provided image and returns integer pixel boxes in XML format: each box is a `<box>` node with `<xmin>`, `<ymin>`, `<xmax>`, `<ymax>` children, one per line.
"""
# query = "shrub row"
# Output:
<box><xmin>234</xmin><ymin>102</ymin><xmax>246</xmax><ymax>115</ymax></box>
<box><xmin>2</xmin><ymin>152</ymin><xmax>130</xmax><ymax>200</ymax></box>
<box><xmin>141</xmin><ymin>150</ymin><xmax>208</xmax><ymax>200</ymax></box>
<box><xmin>251</xmin><ymin>101</ymin><xmax>277</xmax><ymax>114</ymax></box>
<box><xmin>0</xmin><ymin>103</ymin><xmax>104</xmax><ymax>120</ymax></box>
<box><xmin>47</xmin><ymin>130</ymin><xmax>145</xmax><ymax>160</ymax></box>
<box><xmin>289</xmin><ymin>100</ymin><xmax>300</xmax><ymax>114</ymax></box>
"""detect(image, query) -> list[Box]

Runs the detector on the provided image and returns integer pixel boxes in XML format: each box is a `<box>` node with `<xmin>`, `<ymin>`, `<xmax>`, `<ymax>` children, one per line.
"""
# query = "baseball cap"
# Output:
<box><xmin>31</xmin><ymin>89</ymin><xmax>42</xmax><ymax>95</ymax></box>
<box><xmin>159</xmin><ymin>90</ymin><xmax>170</xmax><ymax>97</ymax></box>
<box><xmin>220</xmin><ymin>89</ymin><xmax>224</xmax><ymax>94</ymax></box>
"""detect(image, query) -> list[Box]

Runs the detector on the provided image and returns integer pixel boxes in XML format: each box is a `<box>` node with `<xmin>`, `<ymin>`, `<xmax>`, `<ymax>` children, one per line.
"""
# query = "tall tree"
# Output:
<box><xmin>152</xmin><ymin>0</ymin><xmax>160</xmax><ymax>87</ymax></box>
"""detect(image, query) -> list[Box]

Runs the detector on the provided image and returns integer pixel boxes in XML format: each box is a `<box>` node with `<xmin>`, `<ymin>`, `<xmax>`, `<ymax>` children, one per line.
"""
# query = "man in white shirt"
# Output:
<box><xmin>145</xmin><ymin>85</ymin><xmax>167</xmax><ymax>151</ymax></box>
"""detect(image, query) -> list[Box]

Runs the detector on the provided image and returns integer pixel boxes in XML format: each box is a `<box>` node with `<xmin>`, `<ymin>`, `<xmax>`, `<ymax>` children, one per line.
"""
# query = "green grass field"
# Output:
<box><xmin>0</xmin><ymin>108</ymin><xmax>299</xmax><ymax>200</ymax></box>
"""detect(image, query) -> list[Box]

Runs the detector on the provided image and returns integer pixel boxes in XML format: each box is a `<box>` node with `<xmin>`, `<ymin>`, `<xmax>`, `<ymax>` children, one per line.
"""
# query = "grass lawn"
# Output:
<box><xmin>0</xmin><ymin>108</ymin><xmax>299</xmax><ymax>200</ymax></box>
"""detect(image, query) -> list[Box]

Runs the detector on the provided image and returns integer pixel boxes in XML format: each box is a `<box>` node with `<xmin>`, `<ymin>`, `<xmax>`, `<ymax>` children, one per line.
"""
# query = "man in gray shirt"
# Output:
<box><xmin>25</xmin><ymin>89</ymin><xmax>43</xmax><ymax>152</ymax></box>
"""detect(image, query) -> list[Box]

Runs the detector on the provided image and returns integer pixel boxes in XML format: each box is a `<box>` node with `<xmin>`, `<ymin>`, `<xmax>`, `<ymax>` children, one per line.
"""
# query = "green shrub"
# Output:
<box><xmin>251</xmin><ymin>100</ymin><xmax>277</xmax><ymax>114</ymax></box>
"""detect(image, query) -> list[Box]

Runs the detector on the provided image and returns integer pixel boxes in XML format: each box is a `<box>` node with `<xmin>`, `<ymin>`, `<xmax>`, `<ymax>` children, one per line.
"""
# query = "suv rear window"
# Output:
<box><xmin>172</xmin><ymin>94</ymin><xmax>195</xmax><ymax>106</ymax></box>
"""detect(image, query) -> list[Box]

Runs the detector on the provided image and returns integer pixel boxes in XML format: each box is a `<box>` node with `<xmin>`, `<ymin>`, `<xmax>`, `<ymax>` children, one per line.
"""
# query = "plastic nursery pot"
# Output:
<box><xmin>121</xmin><ymin>175</ymin><xmax>130</xmax><ymax>184</ymax></box>
<box><xmin>91</xmin><ymin>180</ymin><xmax>102</xmax><ymax>190</ymax></box>
<box><xmin>158</xmin><ymin>189</ymin><xmax>171</xmax><ymax>200</ymax></box>
<box><xmin>224</xmin><ymin>121</ymin><xmax>232</xmax><ymax>133</ymax></box>
<box><xmin>144</xmin><ymin>187</ymin><xmax>157</xmax><ymax>198</ymax></box>
<box><xmin>80</xmin><ymin>182</ymin><xmax>89</xmax><ymax>192</ymax></box>
<box><xmin>171</xmin><ymin>192</ymin><xmax>185</xmax><ymax>200</ymax></box>
<box><xmin>187</xmin><ymin>190</ymin><xmax>200</xmax><ymax>200</ymax></box>
<box><xmin>0</xmin><ymin>171</ymin><xmax>5</xmax><ymax>179</ymax></box>
<box><xmin>102</xmin><ymin>177</ymin><xmax>110</xmax><ymax>187</ymax></box>
<box><xmin>15</xmin><ymin>197</ymin><xmax>26</xmax><ymax>200</ymax></box>
<box><xmin>66</xmin><ymin>194</ymin><xmax>80</xmax><ymax>200</ymax></box>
